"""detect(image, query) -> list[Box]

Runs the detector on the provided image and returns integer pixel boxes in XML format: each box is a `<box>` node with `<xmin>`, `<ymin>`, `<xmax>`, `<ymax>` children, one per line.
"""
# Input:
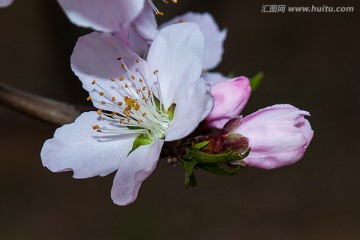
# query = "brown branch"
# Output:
<box><xmin>0</xmin><ymin>82</ymin><xmax>82</xmax><ymax>125</ymax></box>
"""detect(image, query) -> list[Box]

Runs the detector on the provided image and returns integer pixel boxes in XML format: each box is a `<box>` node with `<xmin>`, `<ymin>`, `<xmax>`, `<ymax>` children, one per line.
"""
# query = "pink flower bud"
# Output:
<box><xmin>234</xmin><ymin>104</ymin><xmax>313</xmax><ymax>169</ymax></box>
<box><xmin>206</xmin><ymin>76</ymin><xmax>251</xmax><ymax>129</ymax></box>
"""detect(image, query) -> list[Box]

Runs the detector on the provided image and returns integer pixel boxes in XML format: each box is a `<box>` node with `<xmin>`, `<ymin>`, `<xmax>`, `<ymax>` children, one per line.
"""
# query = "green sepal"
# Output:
<box><xmin>186</xmin><ymin>149</ymin><xmax>249</xmax><ymax>164</ymax></box>
<box><xmin>192</xmin><ymin>141</ymin><xmax>210</xmax><ymax>150</ymax></box>
<box><xmin>250</xmin><ymin>72</ymin><xmax>264</xmax><ymax>91</ymax></box>
<box><xmin>180</xmin><ymin>148</ymin><xmax>250</xmax><ymax>187</ymax></box>
<box><xmin>153</xmin><ymin>96</ymin><xmax>161</xmax><ymax>111</ymax></box>
<box><xmin>181</xmin><ymin>160</ymin><xmax>197</xmax><ymax>188</ymax></box>
<box><xmin>167</xmin><ymin>104</ymin><xmax>176</xmax><ymax>121</ymax></box>
<box><xmin>227</xmin><ymin>72</ymin><xmax>235</xmax><ymax>78</ymax></box>
<box><xmin>197</xmin><ymin>163</ymin><xmax>241</xmax><ymax>176</ymax></box>
<box><xmin>188</xmin><ymin>172</ymin><xmax>197</xmax><ymax>188</ymax></box>
<box><xmin>130</xmin><ymin>135</ymin><xmax>153</xmax><ymax>154</ymax></box>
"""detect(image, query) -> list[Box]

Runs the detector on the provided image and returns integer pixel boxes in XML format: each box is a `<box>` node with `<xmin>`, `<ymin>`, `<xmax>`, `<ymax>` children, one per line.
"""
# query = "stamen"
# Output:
<box><xmin>90</xmin><ymin>57</ymin><xmax>172</xmax><ymax>139</ymax></box>
<box><xmin>148</xmin><ymin>0</ymin><xmax>164</xmax><ymax>16</ymax></box>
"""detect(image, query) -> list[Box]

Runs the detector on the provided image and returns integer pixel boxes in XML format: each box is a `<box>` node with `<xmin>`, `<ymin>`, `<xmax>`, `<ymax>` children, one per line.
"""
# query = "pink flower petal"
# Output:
<box><xmin>234</xmin><ymin>104</ymin><xmax>313</xmax><ymax>169</ymax></box>
<box><xmin>206</xmin><ymin>76</ymin><xmax>251</xmax><ymax>129</ymax></box>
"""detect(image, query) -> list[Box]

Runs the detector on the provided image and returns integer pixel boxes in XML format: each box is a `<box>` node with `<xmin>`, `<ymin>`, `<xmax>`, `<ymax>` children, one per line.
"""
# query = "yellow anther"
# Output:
<box><xmin>125</xmin><ymin>98</ymin><xmax>135</xmax><ymax>106</ymax></box>
<box><xmin>125</xmin><ymin>83</ymin><xmax>129</xmax><ymax>88</ymax></box>
<box><xmin>137</xmin><ymin>119</ymin><xmax>142</xmax><ymax>124</ymax></box>
<box><xmin>139</xmin><ymin>79</ymin><xmax>143</xmax><ymax>82</ymax></box>
<box><xmin>142</xmin><ymin>86</ymin><xmax>146</xmax><ymax>90</ymax></box>
<box><xmin>118</xmin><ymin>101</ymin><xmax>123</xmax><ymax>106</ymax></box>
<box><xmin>111</xmin><ymin>97</ymin><xmax>116</xmax><ymax>102</ymax></box>
<box><xmin>86</xmin><ymin>96</ymin><xmax>91</xmax><ymax>101</ymax></box>
<box><xmin>178</xmin><ymin>18</ymin><xmax>184</xmax><ymax>23</ymax></box>
<box><xmin>142</xmin><ymin>112</ymin><xmax>147</xmax><ymax>117</ymax></box>
<box><xmin>153</xmin><ymin>70</ymin><xmax>159</xmax><ymax>74</ymax></box>
<box><xmin>99</xmin><ymin>92</ymin><xmax>105</xmax><ymax>96</ymax></box>
<box><xmin>133</xmin><ymin>102</ymin><xmax>140</xmax><ymax>111</ymax></box>
<box><xmin>131</xmin><ymin>75</ymin><xmax>135</xmax><ymax>80</ymax></box>
<box><xmin>119</xmin><ymin>77</ymin><xmax>124</xmax><ymax>81</ymax></box>
<box><xmin>124</xmin><ymin>109</ymin><xmax>130</xmax><ymax>117</ymax></box>
<box><xmin>97</xmin><ymin>109</ymin><xmax>103</xmax><ymax>115</ymax></box>
<box><xmin>121</xmin><ymin>64</ymin><xmax>125</xmax><ymax>70</ymax></box>
<box><xmin>136</xmin><ymin>58</ymin><xmax>140</xmax><ymax>63</ymax></box>
<box><xmin>156</xmin><ymin>11</ymin><xmax>164</xmax><ymax>16</ymax></box>
<box><xmin>102</xmin><ymin>117</ymin><xmax>106</xmax><ymax>121</ymax></box>
<box><xmin>101</xmin><ymin>101</ymin><xmax>106</xmax><ymax>105</ymax></box>
<box><xmin>92</xmin><ymin>125</ymin><xmax>99</xmax><ymax>130</ymax></box>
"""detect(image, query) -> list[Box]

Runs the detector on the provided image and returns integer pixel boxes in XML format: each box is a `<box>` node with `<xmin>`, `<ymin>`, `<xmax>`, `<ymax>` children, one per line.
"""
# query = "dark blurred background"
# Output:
<box><xmin>0</xmin><ymin>0</ymin><xmax>359</xmax><ymax>239</ymax></box>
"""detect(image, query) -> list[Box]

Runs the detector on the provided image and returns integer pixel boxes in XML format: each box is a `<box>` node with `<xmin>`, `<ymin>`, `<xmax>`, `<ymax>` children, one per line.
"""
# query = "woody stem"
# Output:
<box><xmin>0</xmin><ymin>82</ymin><xmax>83</xmax><ymax>126</ymax></box>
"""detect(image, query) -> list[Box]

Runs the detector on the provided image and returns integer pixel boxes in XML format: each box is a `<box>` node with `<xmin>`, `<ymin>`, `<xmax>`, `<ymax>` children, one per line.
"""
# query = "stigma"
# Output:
<box><xmin>89</xmin><ymin>57</ymin><xmax>172</xmax><ymax>140</ymax></box>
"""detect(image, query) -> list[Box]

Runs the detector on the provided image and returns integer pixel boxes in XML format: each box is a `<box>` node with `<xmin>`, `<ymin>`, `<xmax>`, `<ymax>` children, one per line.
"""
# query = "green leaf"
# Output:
<box><xmin>250</xmin><ymin>72</ymin><xmax>264</xmax><ymax>91</ymax></box>
<box><xmin>130</xmin><ymin>135</ymin><xmax>153</xmax><ymax>154</ymax></box>
<box><xmin>167</xmin><ymin>104</ymin><xmax>176</xmax><ymax>121</ymax></box>
<box><xmin>182</xmin><ymin>160</ymin><xmax>197</xmax><ymax>188</ymax></box>
<box><xmin>197</xmin><ymin>163</ymin><xmax>241</xmax><ymax>176</ymax></box>
<box><xmin>192</xmin><ymin>141</ymin><xmax>210</xmax><ymax>150</ymax></box>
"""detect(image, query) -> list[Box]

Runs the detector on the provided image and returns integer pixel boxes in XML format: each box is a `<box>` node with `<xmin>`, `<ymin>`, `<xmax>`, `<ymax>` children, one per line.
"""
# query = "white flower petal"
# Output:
<box><xmin>71</xmin><ymin>32</ymin><xmax>152</xmax><ymax>111</ymax></box>
<box><xmin>165</xmin><ymin>79</ymin><xmax>213</xmax><ymax>141</ymax></box>
<box><xmin>203</xmin><ymin>72</ymin><xmax>230</xmax><ymax>85</ymax></box>
<box><xmin>161</xmin><ymin>12</ymin><xmax>226</xmax><ymax>70</ymax></box>
<box><xmin>146</xmin><ymin>22</ymin><xmax>205</xmax><ymax>110</ymax></box>
<box><xmin>41</xmin><ymin>112</ymin><xmax>138</xmax><ymax>178</ymax></box>
<box><xmin>111</xmin><ymin>139</ymin><xmax>164</xmax><ymax>205</ymax></box>
<box><xmin>0</xmin><ymin>0</ymin><xmax>13</xmax><ymax>8</ymax></box>
<box><xmin>57</xmin><ymin>0</ymin><xmax>145</xmax><ymax>34</ymax></box>
<box><xmin>132</xmin><ymin>1</ymin><xmax>158</xmax><ymax>44</ymax></box>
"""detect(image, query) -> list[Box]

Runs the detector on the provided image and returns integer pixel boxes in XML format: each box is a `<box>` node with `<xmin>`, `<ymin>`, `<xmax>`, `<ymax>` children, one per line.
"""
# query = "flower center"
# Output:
<box><xmin>89</xmin><ymin>57</ymin><xmax>172</xmax><ymax>140</ymax></box>
<box><xmin>147</xmin><ymin>0</ymin><xmax>178</xmax><ymax>16</ymax></box>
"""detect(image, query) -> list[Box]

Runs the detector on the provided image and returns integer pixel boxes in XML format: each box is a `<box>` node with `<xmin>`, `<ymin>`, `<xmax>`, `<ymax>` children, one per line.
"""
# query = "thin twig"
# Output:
<box><xmin>0</xmin><ymin>82</ymin><xmax>82</xmax><ymax>125</ymax></box>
